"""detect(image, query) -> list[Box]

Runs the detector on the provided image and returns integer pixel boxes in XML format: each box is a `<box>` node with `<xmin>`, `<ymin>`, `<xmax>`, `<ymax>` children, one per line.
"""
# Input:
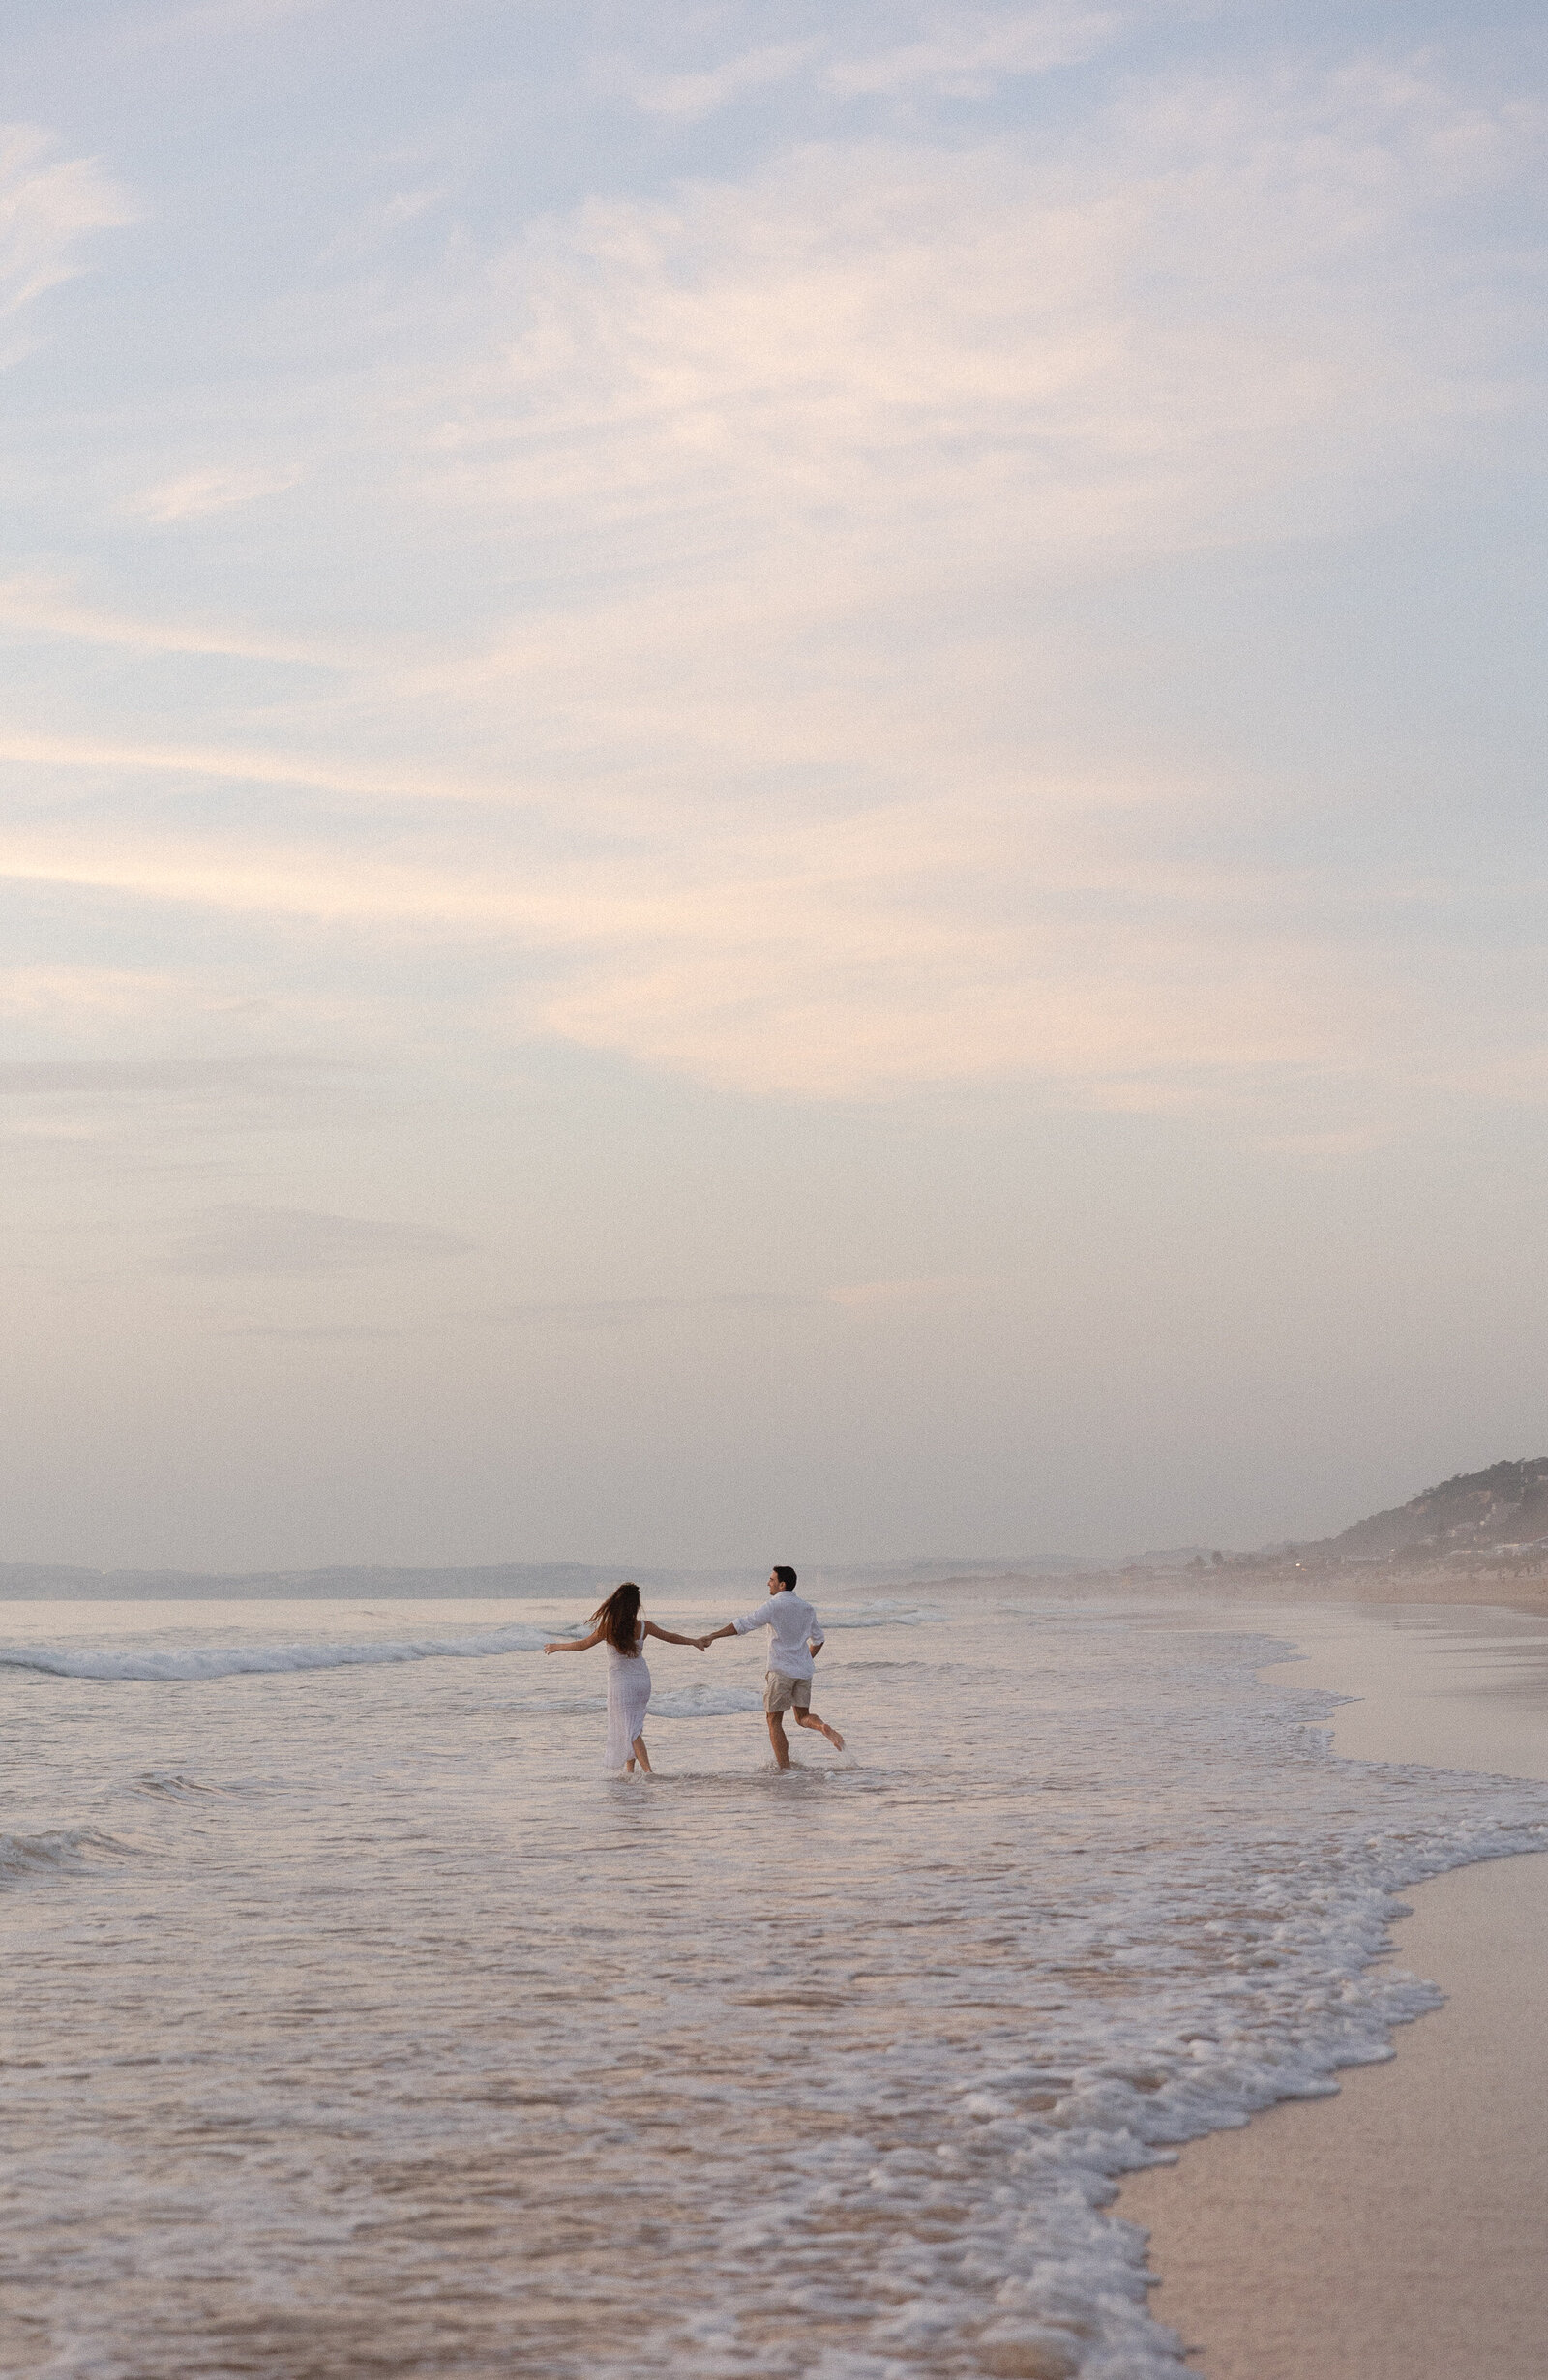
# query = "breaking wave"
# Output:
<box><xmin>0</xmin><ymin>1623</ymin><xmax>553</xmax><ymax>1684</ymax></box>
<box><xmin>0</xmin><ymin>1828</ymin><xmax>134</xmax><ymax>1885</ymax></box>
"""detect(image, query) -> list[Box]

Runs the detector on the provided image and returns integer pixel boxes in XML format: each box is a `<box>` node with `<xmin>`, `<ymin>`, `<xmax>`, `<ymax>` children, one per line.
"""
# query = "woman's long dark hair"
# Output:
<box><xmin>590</xmin><ymin>1581</ymin><xmax>641</xmax><ymax>1652</ymax></box>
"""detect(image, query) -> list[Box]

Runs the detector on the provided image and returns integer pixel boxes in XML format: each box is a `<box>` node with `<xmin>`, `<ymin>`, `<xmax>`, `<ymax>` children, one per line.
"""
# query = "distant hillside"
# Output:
<box><xmin>1321</xmin><ymin>1458</ymin><xmax>1548</xmax><ymax>1562</ymax></box>
<box><xmin>1163</xmin><ymin>1457</ymin><xmax>1548</xmax><ymax>1586</ymax></box>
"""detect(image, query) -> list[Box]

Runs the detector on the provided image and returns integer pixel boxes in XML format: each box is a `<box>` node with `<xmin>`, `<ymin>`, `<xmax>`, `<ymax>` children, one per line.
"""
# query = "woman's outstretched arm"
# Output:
<box><xmin>544</xmin><ymin>1624</ymin><xmax>606</xmax><ymax>1653</ymax></box>
<box><xmin>642</xmin><ymin>1621</ymin><xmax>709</xmax><ymax>1651</ymax></box>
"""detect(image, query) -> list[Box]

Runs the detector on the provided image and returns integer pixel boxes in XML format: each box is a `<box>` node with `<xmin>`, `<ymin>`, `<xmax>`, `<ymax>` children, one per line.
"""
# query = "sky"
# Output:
<box><xmin>2</xmin><ymin>0</ymin><xmax>1545</xmax><ymax>1572</ymax></box>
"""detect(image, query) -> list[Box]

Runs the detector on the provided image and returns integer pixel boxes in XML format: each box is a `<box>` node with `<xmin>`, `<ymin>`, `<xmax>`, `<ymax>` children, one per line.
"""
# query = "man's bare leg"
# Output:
<box><xmin>765</xmin><ymin>1712</ymin><xmax>791</xmax><ymax>1770</ymax></box>
<box><xmin>794</xmin><ymin>1708</ymin><xmax>845</xmax><ymax>1752</ymax></box>
<box><xmin>631</xmin><ymin>1733</ymin><xmax>652</xmax><ymax>1773</ymax></box>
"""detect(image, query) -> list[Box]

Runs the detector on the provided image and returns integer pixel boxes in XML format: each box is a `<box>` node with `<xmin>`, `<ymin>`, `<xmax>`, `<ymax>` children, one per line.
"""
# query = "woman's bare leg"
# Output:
<box><xmin>632</xmin><ymin>1733</ymin><xmax>653</xmax><ymax>1772</ymax></box>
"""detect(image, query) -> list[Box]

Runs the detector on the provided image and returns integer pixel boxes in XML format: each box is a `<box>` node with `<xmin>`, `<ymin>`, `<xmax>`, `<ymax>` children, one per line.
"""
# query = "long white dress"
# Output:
<box><xmin>604</xmin><ymin>1623</ymin><xmax>651</xmax><ymax>1768</ymax></box>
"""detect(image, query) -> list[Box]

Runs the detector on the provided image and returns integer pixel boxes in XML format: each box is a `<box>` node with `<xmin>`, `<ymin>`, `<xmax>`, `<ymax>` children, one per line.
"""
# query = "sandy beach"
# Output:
<box><xmin>1118</xmin><ymin>1599</ymin><xmax>1548</xmax><ymax>2380</ymax></box>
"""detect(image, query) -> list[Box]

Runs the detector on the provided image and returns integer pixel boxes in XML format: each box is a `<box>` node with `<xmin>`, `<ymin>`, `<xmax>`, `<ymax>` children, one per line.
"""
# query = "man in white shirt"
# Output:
<box><xmin>702</xmin><ymin>1566</ymin><xmax>845</xmax><ymax>1770</ymax></box>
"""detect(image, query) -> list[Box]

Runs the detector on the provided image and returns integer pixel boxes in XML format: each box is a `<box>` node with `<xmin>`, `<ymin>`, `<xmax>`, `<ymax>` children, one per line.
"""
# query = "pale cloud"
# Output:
<box><xmin>0</xmin><ymin>124</ymin><xmax>134</xmax><ymax>343</ymax></box>
<box><xmin>130</xmin><ymin>462</ymin><xmax>306</xmax><ymax>522</ymax></box>
<box><xmin>623</xmin><ymin>7</ymin><xmax>1120</xmax><ymax>119</ymax></box>
<box><xmin>0</xmin><ymin>966</ymin><xmax>191</xmax><ymax>1024</ymax></box>
<box><xmin>165</xmin><ymin>1205</ymin><xmax>476</xmax><ymax>1277</ymax></box>
<box><xmin>316</xmin><ymin>185</ymin><xmax>449</xmax><ymax>264</ymax></box>
<box><xmin>0</xmin><ymin>1057</ymin><xmax>362</xmax><ymax>1162</ymax></box>
<box><xmin>629</xmin><ymin>43</ymin><xmax>819</xmax><ymax>122</ymax></box>
<box><xmin>534</xmin><ymin>933</ymin><xmax>1370</xmax><ymax>1100</ymax></box>
<box><xmin>7</xmin><ymin>804</ymin><xmax>1531</xmax><ymax>1108</ymax></box>
<box><xmin>0</xmin><ymin>731</ymin><xmax>496</xmax><ymax>803</ymax></box>
<box><xmin>0</xmin><ymin>573</ymin><xmax>342</xmax><ymax>666</ymax></box>
<box><xmin>0</xmin><ymin>1058</ymin><xmax>325</xmax><ymax>1097</ymax></box>
<box><xmin>0</xmin><ymin>963</ymin><xmax>398</xmax><ymax>1052</ymax></box>
<box><xmin>435</xmin><ymin>64</ymin><xmax>1542</xmax><ymax>586</ymax></box>
<box><xmin>825</xmin><ymin>8</ymin><xmax>1121</xmax><ymax>97</ymax></box>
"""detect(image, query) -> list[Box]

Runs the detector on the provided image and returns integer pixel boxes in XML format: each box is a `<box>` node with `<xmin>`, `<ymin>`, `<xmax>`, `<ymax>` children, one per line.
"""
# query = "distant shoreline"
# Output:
<box><xmin>4</xmin><ymin>1561</ymin><xmax>1546</xmax><ymax>1618</ymax></box>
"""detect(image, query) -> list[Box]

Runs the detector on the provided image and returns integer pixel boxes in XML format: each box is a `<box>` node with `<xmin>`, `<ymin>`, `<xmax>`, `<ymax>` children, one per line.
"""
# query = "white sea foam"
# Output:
<box><xmin>649</xmin><ymin>1681</ymin><xmax>765</xmax><ymax>1719</ymax></box>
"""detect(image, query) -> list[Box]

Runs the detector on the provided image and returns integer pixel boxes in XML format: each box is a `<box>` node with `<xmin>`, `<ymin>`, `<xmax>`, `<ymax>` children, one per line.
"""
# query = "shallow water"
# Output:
<box><xmin>3</xmin><ymin>1590</ymin><xmax>1545</xmax><ymax>2380</ymax></box>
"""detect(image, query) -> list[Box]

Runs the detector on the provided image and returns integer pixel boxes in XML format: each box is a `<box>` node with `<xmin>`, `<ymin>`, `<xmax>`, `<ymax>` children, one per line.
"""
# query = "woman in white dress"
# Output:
<box><xmin>544</xmin><ymin>1582</ymin><xmax>708</xmax><ymax>1772</ymax></box>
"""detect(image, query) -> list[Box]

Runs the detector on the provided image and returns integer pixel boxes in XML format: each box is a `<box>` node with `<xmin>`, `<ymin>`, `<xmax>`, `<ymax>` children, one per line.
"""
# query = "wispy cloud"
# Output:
<box><xmin>316</xmin><ymin>184</ymin><xmax>449</xmax><ymax>264</ymax></box>
<box><xmin>441</xmin><ymin>77</ymin><xmax>1540</xmax><ymax>581</ymax></box>
<box><xmin>128</xmin><ymin>462</ymin><xmax>306</xmax><ymax>522</ymax></box>
<box><xmin>627</xmin><ymin>43</ymin><xmax>821</xmax><ymax>122</ymax></box>
<box><xmin>0</xmin><ymin>732</ymin><xmax>495</xmax><ymax>801</ymax></box>
<box><xmin>9</xmin><ymin>804</ymin><xmax>1538</xmax><ymax>1107</ymax></box>
<box><xmin>0</xmin><ymin>966</ymin><xmax>192</xmax><ymax>1024</ymax></box>
<box><xmin>165</xmin><ymin>1205</ymin><xmax>476</xmax><ymax>1277</ymax></box>
<box><xmin>0</xmin><ymin>1059</ymin><xmax>329</xmax><ymax>1096</ymax></box>
<box><xmin>622</xmin><ymin>7</ymin><xmax>1120</xmax><ymax>119</ymax></box>
<box><xmin>0</xmin><ymin>1061</ymin><xmax>367</xmax><ymax>1148</ymax></box>
<box><xmin>0</xmin><ymin>123</ymin><xmax>134</xmax><ymax>341</ymax></box>
<box><xmin>0</xmin><ymin>574</ymin><xmax>342</xmax><ymax>666</ymax></box>
<box><xmin>825</xmin><ymin>8</ymin><xmax>1121</xmax><ymax>97</ymax></box>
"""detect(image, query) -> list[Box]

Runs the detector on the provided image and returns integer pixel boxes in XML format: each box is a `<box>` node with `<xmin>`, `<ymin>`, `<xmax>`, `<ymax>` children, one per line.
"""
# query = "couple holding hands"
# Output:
<box><xmin>545</xmin><ymin>1566</ymin><xmax>845</xmax><ymax>1773</ymax></box>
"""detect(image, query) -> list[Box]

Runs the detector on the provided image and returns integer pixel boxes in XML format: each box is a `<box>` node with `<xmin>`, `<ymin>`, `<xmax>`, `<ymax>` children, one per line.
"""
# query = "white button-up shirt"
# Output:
<box><xmin>733</xmin><ymin>1592</ymin><xmax>824</xmax><ymax>1680</ymax></box>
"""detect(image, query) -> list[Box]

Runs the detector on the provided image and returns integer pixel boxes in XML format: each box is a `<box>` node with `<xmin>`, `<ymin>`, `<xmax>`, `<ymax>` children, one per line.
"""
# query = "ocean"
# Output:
<box><xmin>3</xmin><ymin>1587</ymin><xmax>1545</xmax><ymax>2379</ymax></box>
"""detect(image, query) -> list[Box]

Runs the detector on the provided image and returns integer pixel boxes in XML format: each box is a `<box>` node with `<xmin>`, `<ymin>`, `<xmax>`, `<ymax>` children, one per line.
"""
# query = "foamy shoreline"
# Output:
<box><xmin>1118</xmin><ymin>1599</ymin><xmax>1548</xmax><ymax>2380</ymax></box>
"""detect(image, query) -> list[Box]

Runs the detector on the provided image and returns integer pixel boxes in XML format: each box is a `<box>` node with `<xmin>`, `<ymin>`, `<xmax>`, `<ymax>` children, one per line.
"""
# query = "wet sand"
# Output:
<box><xmin>1117</xmin><ymin>1603</ymin><xmax>1548</xmax><ymax>2380</ymax></box>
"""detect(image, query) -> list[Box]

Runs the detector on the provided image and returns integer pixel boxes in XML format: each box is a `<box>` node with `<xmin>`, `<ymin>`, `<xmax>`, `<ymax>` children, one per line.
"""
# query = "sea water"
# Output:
<box><xmin>2</xmin><ymin>1588</ymin><xmax>1545</xmax><ymax>2380</ymax></box>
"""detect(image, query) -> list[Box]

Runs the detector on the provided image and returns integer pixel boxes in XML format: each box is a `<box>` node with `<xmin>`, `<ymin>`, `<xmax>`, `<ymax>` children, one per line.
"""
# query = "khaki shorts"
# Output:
<box><xmin>762</xmin><ymin>1672</ymin><xmax>812</xmax><ymax>1714</ymax></box>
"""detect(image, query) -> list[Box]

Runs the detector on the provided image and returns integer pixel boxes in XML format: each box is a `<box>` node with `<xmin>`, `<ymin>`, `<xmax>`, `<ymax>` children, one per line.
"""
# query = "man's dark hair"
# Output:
<box><xmin>773</xmin><ymin>1565</ymin><xmax>797</xmax><ymax>1591</ymax></box>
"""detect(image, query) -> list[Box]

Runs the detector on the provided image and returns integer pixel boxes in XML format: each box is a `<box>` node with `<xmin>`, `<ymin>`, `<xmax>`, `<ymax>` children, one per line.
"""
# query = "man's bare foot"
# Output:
<box><xmin>821</xmin><ymin>1722</ymin><xmax>845</xmax><ymax>1750</ymax></box>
